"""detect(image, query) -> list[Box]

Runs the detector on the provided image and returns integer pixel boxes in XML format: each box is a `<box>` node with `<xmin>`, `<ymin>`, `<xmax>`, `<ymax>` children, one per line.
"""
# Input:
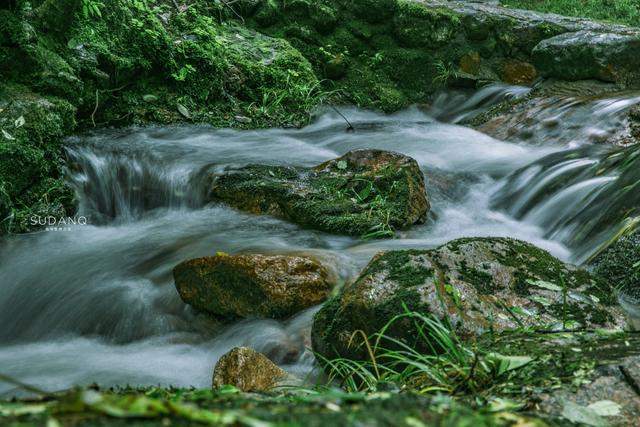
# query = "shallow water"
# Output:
<box><xmin>1</xmin><ymin>85</ymin><xmax>639</xmax><ymax>396</ymax></box>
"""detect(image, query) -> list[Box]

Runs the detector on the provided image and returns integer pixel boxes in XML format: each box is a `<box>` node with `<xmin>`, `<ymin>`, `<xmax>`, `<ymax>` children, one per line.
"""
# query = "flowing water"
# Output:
<box><xmin>1</xmin><ymin>85</ymin><xmax>640</xmax><ymax>396</ymax></box>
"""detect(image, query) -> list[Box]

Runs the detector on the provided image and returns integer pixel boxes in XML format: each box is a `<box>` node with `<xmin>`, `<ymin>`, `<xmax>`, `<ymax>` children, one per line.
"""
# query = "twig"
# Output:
<box><xmin>221</xmin><ymin>0</ymin><xmax>244</xmax><ymax>23</ymax></box>
<box><xmin>330</xmin><ymin>105</ymin><xmax>355</xmax><ymax>132</ymax></box>
<box><xmin>91</xmin><ymin>89</ymin><xmax>99</xmax><ymax>127</ymax></box>
<box><xmin>90</xmin><ymin>84</ymin><xmax>131</xmax><ymax>127</ymax></box>
<box><xmin>0</xmin><ymin>372</ymin><xmax>50</xmax><ymax>396</ymax></box>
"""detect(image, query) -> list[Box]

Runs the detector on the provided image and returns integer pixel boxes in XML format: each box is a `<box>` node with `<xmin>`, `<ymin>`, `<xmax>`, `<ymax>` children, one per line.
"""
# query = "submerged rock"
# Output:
<box><xmin>312</xmin><ymin>237</ymin><xmax>622</xmax><ymax>360</ymax></box>
<box><xmin>207</xmin><ymin>149</ymin><xmax>429</xmax><ymax>237</ymax></box>
<box><xmin>173</xmin><ymin>253</ymin><xmax>335</xmax><ymax>319</ymax></box>
<box><xmin>212</xmin><ymin>346</ymin><xmax>286</xmax><ymax>392</ymax></box>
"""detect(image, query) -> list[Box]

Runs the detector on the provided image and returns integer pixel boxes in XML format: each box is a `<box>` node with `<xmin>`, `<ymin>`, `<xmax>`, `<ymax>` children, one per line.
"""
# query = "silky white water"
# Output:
<box><xmin>1</xmin><ymin>86</ymin><xmax>638</xmax><ymax>396</ymax></box>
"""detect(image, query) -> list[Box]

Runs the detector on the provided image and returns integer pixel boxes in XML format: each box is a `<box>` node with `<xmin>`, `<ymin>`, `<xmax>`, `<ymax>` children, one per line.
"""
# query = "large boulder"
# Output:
<box><xmin>533</xmin><ymin>31</ymin><xmax>640</xmax><ymax>84</ymax></box>
<box><xmin>208</xmin><ymin>149</ymin><xmax>429</xmax><ymax>237</ymax></box>
<box><xmin>312</xmin><ymin>237</ymin><xmax>622</xmax><ymax>360</ymax></box>
<box><xmin>212</xmin><ymin>347</ymin><xmax>286</xmax><ymax>392</ymax></box>
<box><xmin>174</xmin><ymin>253</ymin><xmax>335</xmax><ymax>319</ymax></box>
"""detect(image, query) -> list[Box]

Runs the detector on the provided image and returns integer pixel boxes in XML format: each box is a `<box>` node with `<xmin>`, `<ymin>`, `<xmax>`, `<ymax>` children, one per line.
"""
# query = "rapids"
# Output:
<box><xmin>1</xmin><ymin>85</ymin><xmax>639</xmax><ymax>396</ymax></box>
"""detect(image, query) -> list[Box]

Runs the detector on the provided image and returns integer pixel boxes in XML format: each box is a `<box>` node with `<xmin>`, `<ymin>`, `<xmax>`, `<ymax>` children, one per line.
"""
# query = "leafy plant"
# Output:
<box><xmin>432</xmin><ymin>60</ymin><xmax>458</xmax><ymax>86</ymax></box>
<box><xmin>319</xmin><ymin>307</ymin><xmax>533</xmax><ymax>394</ymax></box>
<box><xmin>82</xmin><ymin>0</ymin><xmax>104</xmax><ymax>18</ymax></box>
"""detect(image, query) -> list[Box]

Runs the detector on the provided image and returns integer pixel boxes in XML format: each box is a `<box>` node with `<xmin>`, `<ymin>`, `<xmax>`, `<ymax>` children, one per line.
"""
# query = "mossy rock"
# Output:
<box><xmin>312</xmin><ymin>237</ymin><xmax>622</xmax><ymax>360</ymax></box>
<box><xmin>173</xmin><ymin>253</ymin><xmax>335</xmax><ymax>319</ymax></box>
<box><xmin>207</xmin><ymin>149</ymin><xmax>429</xmax><ymax>237</ymax></box>
<box><xmin>533</xmin><ymin>31</ymin><xmax>640</xmax><ymax>84</ymax></box>
<box><xmin>0</xmin><ymin>84</ymin><xmax>76</xmax><ymax>233</ymax></box>
<box><xmin>592</xmin><ymin>231</ymin><xmax>640</xmax><ymax>329</ymax></box>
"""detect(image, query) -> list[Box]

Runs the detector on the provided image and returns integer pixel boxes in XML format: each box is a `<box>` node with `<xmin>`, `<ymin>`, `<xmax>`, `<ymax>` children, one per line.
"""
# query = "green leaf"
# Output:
<box><xmin>1</xmin><ymin>129</ymin><xmax>15</xmax><ymax>140</ymax></box>
<box><xmin>486</xmin><ymin>397</ymin><xmax>525</xmax><ymax>412</ymax></box>
<box><xmin>14</xmin><ymin>115</ymin><xmax>25</xmax><ymax>128</ymax></box>
<box><xmin>487</xmin><ymin>353</ymin><xmax>533</xmax><ymax>376</ymax></box>
<box><xmin>530</xmin><ymin>295</ymin><xmax>552</xmax><ymax>306</ymax></box>
<box><xmin>359</xmin><ymin>183</ymin><xmax>372</xmax><ymax>200</ymax></box>
<box><xmin>177</xmin><ymin>103</ymin><xmax>191</xmax><ymax>119</ymax></box>
<box><xmin>142</xmin><ymin>94</ymin><xmax>158</xmax><ymax>103</ymax></box>
<box><xmin>0</xmin><ymin>402</ymin><xmax>49</xmax><ymax>417</ymax></box>
<box><xmin>527</xmin><ymin>279</ymin><xmax>563</xmax><ymax>292</ymax></box>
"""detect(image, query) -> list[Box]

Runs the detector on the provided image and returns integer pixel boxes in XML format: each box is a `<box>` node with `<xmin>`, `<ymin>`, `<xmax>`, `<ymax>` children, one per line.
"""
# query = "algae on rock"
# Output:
<box><xmin>312</xmin><ymin>237</ymin><xmax>622</xmax><ymax>360</ymax></box>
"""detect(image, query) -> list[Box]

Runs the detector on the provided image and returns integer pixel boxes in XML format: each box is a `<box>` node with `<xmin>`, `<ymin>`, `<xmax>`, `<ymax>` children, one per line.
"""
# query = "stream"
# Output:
<box><xmin>1</xmin><ymin>85</ymin><xmax>639</xmax><ymax>396</ymax></box>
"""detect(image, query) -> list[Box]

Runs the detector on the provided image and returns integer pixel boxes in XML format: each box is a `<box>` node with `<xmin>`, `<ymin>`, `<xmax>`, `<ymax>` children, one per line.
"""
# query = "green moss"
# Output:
<box><xmin>458</xmin><ymin>263</ymin><xmax>494</xmax><ymax>295</ymax></box>
<box><xmin>0</xmin><ymin>84</ymin><xmax>76</xmax><ymax>233</ymax></box>
<box><xmin>592</xmin><ymin>230</ymin><xmax>640</xmax><ymax>297</ymax></box>
<box><xmin>363</xmin><ymin>250</ymin><xmax>435</xmax><ymax>288</ymax></box>
<box><xmin>210</xmin><ymin>152</ymin><xmax>427</xmax><ymax>237</ymax></box>
<box><xmin>394</xmin><ymin>1</ymin><xmax>461</xmax><ymax>48</ymax></box>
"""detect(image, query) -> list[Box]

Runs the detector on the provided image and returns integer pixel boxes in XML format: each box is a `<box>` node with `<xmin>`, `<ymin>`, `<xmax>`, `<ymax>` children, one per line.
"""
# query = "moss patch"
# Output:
<box><xmin>208</xmin><ymin>150</ymin><xmax>429</xmax><ymax>237</ymax></box>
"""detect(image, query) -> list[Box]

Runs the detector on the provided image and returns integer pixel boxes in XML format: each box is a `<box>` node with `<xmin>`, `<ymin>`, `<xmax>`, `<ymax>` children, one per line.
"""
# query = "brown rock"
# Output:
<box><xmin>459</xmin><ymin>51</ymin><xmax>481</xmax><ymax>75</ymax></box>
<box><xmin>501</xmin><ymin>60</ymin><xmax>537</xmax><ymax>86</ymax></box>
<box><xmin>174</xmin><ymin>253</ymin><xmax>335</xmax><ymax>319</ymax></box>
<box><xmin>212</xmin><ymin>347</ymin><xmax>286</xmax><ymax>392</ymax></box>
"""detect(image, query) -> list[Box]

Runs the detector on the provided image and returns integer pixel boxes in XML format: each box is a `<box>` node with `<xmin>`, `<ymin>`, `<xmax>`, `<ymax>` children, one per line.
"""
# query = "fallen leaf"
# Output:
<box><xmin>14</xmin><ymin>115</ymin><xmax>25</xmax><ymax>128</ymax></box>
<box><xmin>177</xmin><ymin>103</ymin><xmax>191</xmax><ymax>119</ymax></box>
<box><xmin>1</xmin><ymin>129</ymin><xmax>15</xmax><ymax>140</ymax></box>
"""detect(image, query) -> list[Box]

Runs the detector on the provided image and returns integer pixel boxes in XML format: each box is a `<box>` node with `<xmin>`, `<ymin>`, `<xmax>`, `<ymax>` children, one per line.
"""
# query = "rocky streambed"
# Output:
<box><xmin>5</xmin><ymin>0</ymin><xmax>640</xmax><ymax>426</ymax></box>
<box><xmin>3</xmin><ymin>93</ymin><xmax>640</xmax><ymax>424</ymax></box>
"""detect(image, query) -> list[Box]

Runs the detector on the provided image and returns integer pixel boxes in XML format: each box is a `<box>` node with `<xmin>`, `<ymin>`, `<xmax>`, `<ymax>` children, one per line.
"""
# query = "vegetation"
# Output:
<box><xmin>501</xmin><ymin>0</ymin><xmax>640</xmax><ymax>27</ymax></box>
<box><xmin>0</xmin><ymin>383</ymin><xmax>551</xmax><ymax>426</ymax></box>
<box><xmin>2</xmin><ymin>310</ymin><xmax>637</xmax><ymax>426</ymax></box>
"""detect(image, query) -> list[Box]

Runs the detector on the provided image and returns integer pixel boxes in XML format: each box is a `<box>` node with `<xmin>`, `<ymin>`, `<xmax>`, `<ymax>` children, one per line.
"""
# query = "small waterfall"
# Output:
<box><xmin>427</xmin><ymin>83</ymin><xmax>531</xmax><ymax>124</ymax></box>
<box><xmin>492</xmin><ymin>143</ymin><xmax>640</xmax><ymax>261</ymax></box>
<box><xmin>66</xmin><ymin>144</ymin><xmax>206</xmax><ymax>223</ymax></box>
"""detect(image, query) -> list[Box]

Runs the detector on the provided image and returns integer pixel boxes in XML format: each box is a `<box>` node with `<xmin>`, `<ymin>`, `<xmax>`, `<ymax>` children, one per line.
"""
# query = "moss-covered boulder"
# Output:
<box><xmin>533</xmin><ymin>31</ymin><xmax>640</xmax><ymax>84</ymax></box>
<box><xmin>212</xmin><ymin>346</ymin><xmax>286</xmax><ymax>392</ymax></box>
<box><xmin>208</xmin><ymin>149</ymin><xmax>429</xmax><ymax>237</ymax></box>
<box><xmin>312</xmin><ymin>237</ymin><xmax>622</xmax><ymax>360</ymax></box>
<box><xmin>0</xmin><ymin>84</ymin><xmax>76</xmax><ymax>233</ymax></box>
<box><xmin>173</xmin><ymin>253</ymin><xmax>335</xmax><ymax>319</ymax></box>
